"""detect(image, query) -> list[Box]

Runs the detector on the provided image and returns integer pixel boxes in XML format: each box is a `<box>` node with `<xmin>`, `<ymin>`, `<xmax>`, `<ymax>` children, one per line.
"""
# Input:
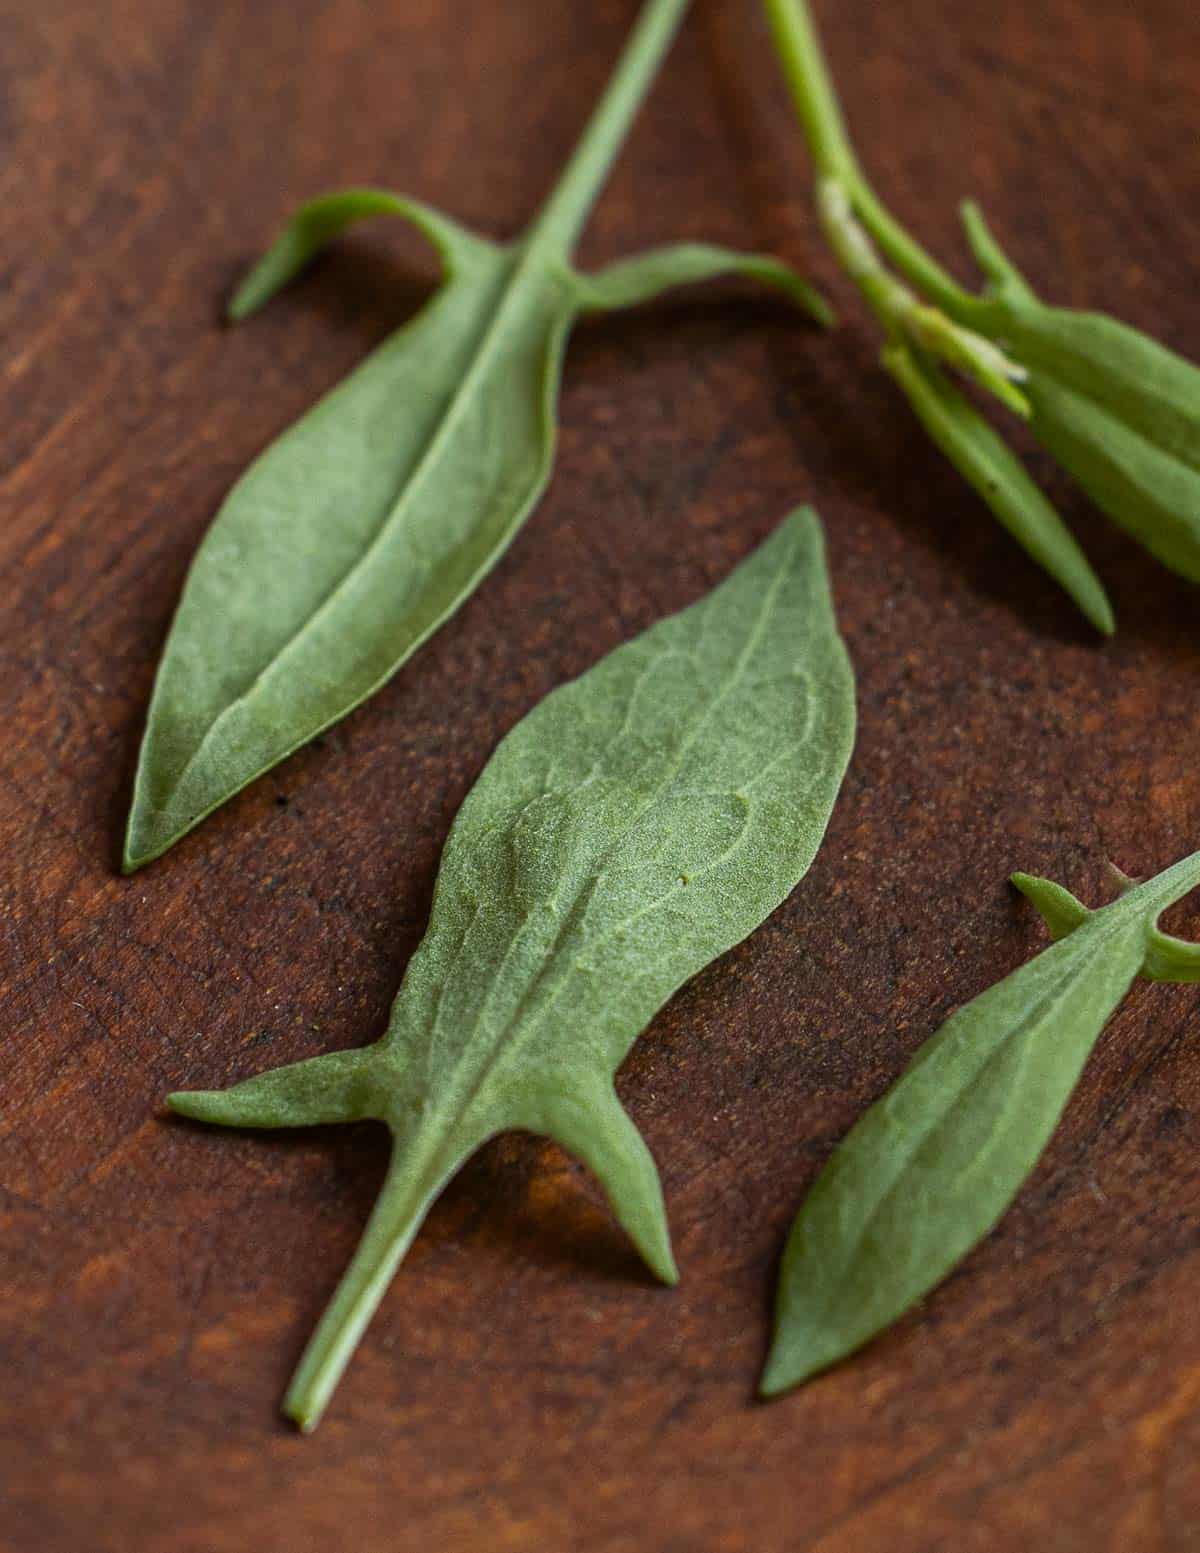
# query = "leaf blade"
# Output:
<box><xmin>763</xmin><ymin>849</ymin><xmax>1200</xmax><ymax>1398</ymax></box>
<box><xmin>762</xmin><ymin>909</ymin><xmax>1145</xmax><ymax>1396</ymax></box>
<box><xmin>128</xmin><ymin>233</ymin><xmax>828</xmax><ymax>871</ymax></box>
<box><xmin>955</xmin><ymin>207</ymin><xmax>1200</xmax><ymax>580</ymax></box>
<box><xmin>883</xmin><ymin>345</ymin><xmax>1114</xmax><ymax>634</ymax></box>
<box><xmin>523</xmin><ymin>1075</ymin><xmax>679</xmax><ymax>1285</ymax></box>
<box><xmin>996</xmin><ymin>301</ymin><xmax>1200</xmax><ymax>476</ymax></box>
<box><xmin>171</xmin><ymin>509</ymin><xmax>856</xmax><ymax>1426</ymax></box>
<box><xmin>581</xmin><ymin>241</ymin><xmax>833</xmax><ymax>325</ymax></box>
<box><xmin>1026</xmin><ymin>373</ymin><xmax>1200</xmax><ymax>583</ymax></box>
<box><xmin>125</xmin><ymin>242</ymin><xmax>575</xmax><ymax>870</ymax></box>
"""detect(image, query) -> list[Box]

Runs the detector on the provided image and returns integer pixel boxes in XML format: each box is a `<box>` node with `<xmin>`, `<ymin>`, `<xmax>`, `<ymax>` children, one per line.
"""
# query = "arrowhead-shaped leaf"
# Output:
<box><xmin>171</xmin><ymin>510</ymin><xmax>856</xmax><ymax>1429</ymax></box>
<box><xmin>125</xmin><ymin>0</ymin><xmax>827</xmax><ymax>872</ymax></box>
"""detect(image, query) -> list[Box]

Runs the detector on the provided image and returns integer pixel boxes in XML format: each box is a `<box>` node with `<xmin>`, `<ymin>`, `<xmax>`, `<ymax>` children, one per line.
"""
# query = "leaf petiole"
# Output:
<box><xmin>529</xmin><ymin>0</ymin><xmax>692</xmax><ymax>260</ymax></box>
<box><xmin>283</xmin><ymin>1134</ymin><xmax>451</xmax><ymax>1433</ymax></box>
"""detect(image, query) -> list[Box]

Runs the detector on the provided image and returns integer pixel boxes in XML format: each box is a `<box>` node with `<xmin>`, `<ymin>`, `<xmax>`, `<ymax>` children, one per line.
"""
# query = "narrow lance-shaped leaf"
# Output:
<box><xmin>762</xmin><ymin>849</ymin><xmax>1200</xmax><ymax>1399</ymax></box>
<box><xmin>882</xmin><ymin>344</ymin><xmax>1114</xmax><ymax>634</ymax></box>
<box><xmin>124</xmin><ymin>0</ymin><xmax>828</xmax><ymax>872</ymax></box>
<box><xmin>170</xmin><ymin>510</ymin><xmax>856</xmax><ymax>1431</ymax></box>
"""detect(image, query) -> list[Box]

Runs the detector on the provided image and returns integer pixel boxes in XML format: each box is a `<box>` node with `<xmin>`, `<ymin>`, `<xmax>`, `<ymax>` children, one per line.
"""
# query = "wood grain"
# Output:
<box><xmin>2</xmin><ymin>1</ymin><xmax>1200</xmax><ymax>1548</ymax></box>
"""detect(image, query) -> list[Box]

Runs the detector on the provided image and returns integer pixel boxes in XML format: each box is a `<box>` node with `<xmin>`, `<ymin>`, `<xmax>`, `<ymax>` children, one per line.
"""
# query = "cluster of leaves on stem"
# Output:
<box><xmin>765</xmin><ymin>0</ymin><xmax>1200</xmax><ymax>635</ymax></box>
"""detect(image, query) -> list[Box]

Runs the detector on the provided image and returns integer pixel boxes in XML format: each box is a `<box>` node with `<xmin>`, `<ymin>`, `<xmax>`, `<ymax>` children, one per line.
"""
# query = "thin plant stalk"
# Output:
<box><xmin>532</xmin><ymin>0</ymin><xmax>692</xmax><ymax>258</ymax></box>
<box><xmin>762</xmin><ymin>0</ymin><xmax>971</xmax><ymax>319</ymax></box>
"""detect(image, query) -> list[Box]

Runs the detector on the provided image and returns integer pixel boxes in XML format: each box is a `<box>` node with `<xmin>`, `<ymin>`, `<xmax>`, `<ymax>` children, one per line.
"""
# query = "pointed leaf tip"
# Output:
<box><xmin>528</xmin><ymin>1079</ymin><xmax>679</xmax><ymax>1286</ymax></box>
<box><xmin>959</xmin><ymin>201</ymin><xmax>1032</xmax><ymax>300</ymax></box>
<box><xmin>579</xmin><ymin>241</ymin><xmax>832</xmax><ymax>328</ymax></box>
<box><xmin>167</xmin><ymin>1089</ymin><xmax>232</xmax><ymax>1124</ymax></box>
<box><xmin>121</xmin><ymin>824</ymin><xmax>166</xmax><ymax>876</ymax></box>
<box><xmin>758</xmin><ymin>1329</ymin><xmax>842</xmax><ymax>1399</ymax></box>
<box><xmin>1011</xmin><ymin>872</ymin><xmax>1092</xmax><ymax>940</ymax></box>
<box><xmin>123</xmin><ymin>791</ymin><xmax>212</xmax><ymax>875</ymax></box>
<box><xmin>167</xmin><ymin>1050</ymin><xmax>381</xmax><ymax>1131</ymax></box>
<box><xmin>882</xmin><ymin>346</ymin><xmax>1115</xmax><ymax>636</ymax></box>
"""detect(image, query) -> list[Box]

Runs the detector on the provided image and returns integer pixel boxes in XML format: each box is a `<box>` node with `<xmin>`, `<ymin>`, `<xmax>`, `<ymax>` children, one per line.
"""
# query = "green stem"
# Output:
<box><xmin>762</xmin><ymin>0</ymin><xmax>855</xmax><ymax>181</ymax></box>
<box><xmin>531</xmin><ymin>0</ymin><xmax>693</xmax><ymax>259</ymax></box>
<box><xmin>762</xmin><ymin>0</ymin><xmax>973</xmax><ymax>320</ymax></box>
<box><xmin>283</xmin><ymin>1138</ymin><xmax>456</xmax><ymax>1433</ymax></box>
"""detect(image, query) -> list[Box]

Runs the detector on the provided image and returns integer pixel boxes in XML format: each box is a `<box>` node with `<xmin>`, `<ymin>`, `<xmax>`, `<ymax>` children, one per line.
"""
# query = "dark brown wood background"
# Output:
<box><xmin>3</xmin><ymin>0</ymin><xmax>1200</xmax><ymax>1548</ymax></box>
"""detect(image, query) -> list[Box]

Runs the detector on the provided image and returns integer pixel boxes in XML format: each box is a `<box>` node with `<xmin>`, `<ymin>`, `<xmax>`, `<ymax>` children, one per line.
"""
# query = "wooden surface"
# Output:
<box><xmin>3</xmin><ymin>1</ymin><xmax>1200</xmax><ymax>1548</ymax></box>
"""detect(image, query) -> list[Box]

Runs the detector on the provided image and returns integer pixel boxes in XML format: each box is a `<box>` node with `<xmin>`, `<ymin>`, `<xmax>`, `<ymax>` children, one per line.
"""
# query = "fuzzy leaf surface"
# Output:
<box><xmin>127</xmin><ymin>211</ymin><xmax>824</xmax><ymax>871</ymax></box>
<box><xmin>171</xmin><ymin>510</ymin><xmax>856</xmax><ymax>1428</ymax></box>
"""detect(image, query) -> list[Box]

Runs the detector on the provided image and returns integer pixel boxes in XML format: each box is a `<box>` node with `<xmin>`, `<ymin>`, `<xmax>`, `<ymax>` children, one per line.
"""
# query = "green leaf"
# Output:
<box><xmin>979</xmin><ymin>293</ymin><xmax>1200</xmax><ymax>476</ymax></box>
<box><xmin>170</xmin><ymin>510</ymin><xmax>856</xmax><ymax>1430</ymax></box>
<box><xmin>762</xmin><ymin>0</ymin><xmax>1200</xmax><ymax>624</ymax></box>
<box><xmin>123</xmin><ymin>0</ymin><xmax>827</xmax><ymax>871</ymax></box>
<box><xmin>761</xmin><ymin>849</ymin><xmax>1200</xmax><ymax>1399</ymax></box>
<box><xmin>961</xmin><ymin>206</ymin><xmax>1200</xmax><ymax>582</ymax></box>
<box><xmin>959</xmin><ymin>200</ymin><xmax>1033</xmax><ymax>303</ymax></box>
<box><xmin>125</xmin><ymin>213</ymin><xmax>572</xmax><ymax>872</ymax></box>
<box><xmin>882</xmin><ymin>345</ymin><xmax>1114</xmax><ymax>633</ymax></box>
<box><xmin>1143</xmin><ymin>928</ymin><xmax>1200</xmax><ymax>984</ymax></box>
<box><xmin>1025</xmin><ymin>377</ymin><xmax>1200</xmax><ymax>583</ymax></box>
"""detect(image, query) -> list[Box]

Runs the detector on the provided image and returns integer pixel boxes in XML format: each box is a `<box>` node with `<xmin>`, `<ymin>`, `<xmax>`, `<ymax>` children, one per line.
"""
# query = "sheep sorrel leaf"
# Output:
<box><xmin>170</xmin><ymin>511</ymin><xmax>856</xmax><ymax>1431</ymax></box>
<box><xmin>123</xmin><ymin>0</ymin><xmax>827</xmax><ymax>872</ymax></box>
<box><xmin>761</xmin><ymin>850</ymin><xmax>1200</xmax><ymax>1399</ymax></box>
